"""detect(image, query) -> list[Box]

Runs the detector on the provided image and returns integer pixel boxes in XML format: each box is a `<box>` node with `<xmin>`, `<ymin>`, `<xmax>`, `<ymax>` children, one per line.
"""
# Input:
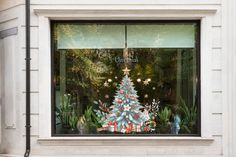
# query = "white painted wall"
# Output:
<box><xmin>0</xmin><ymin>0</ymin><xmax>235</xmax><ymax>157</ymax></box>
<box><xmin>0</xmin><ymin>2</ymin><xmax>25</xmax><ymax>155</ymax></box>
<box><xmin>223</xmin><ymin>0</ymin><xmax>236</xmax><ymax>156</ymax></box>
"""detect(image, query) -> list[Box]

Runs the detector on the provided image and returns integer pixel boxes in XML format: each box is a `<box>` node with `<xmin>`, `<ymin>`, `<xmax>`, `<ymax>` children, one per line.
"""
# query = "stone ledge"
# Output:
<box><xmin>38</xmin><ymin>136</ymin><xmax>214</xmax><ymax>146</ymax></box>
<box><xmin>0</xmin><ymin>155</ymin><xmax>224</xmax><ymax>157</ymax></box>
<box><xmin>0</xmin><ymin>155</ymin><xmax>21</xmax><ymax>157</ymax></box>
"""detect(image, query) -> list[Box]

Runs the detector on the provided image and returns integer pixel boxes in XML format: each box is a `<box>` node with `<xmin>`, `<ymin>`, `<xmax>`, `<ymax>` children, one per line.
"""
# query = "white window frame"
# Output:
<box><xmin>34</xmin><ymin>5</ymin><xmax>217</xmax><ymax>141</ymax></box>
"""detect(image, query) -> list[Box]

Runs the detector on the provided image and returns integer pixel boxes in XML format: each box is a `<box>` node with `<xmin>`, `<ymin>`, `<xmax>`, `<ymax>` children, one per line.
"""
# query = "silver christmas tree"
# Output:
<box><xmin>105</xmin><ymin>74</ymin><xmax>149</xmax><ymax>133</ymax></box>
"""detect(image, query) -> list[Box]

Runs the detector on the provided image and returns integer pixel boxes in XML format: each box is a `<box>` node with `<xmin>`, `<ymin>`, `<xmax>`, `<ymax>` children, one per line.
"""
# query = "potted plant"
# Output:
<box><xmin>56</xmin><ymin>94</ymin><xmax>79</xmax><ymax>133</ymax></box>
<box><xmin>156</xmin><ymin>107</ymin><xmax>171</xmax><ymax>134</ymax></box>
<box><xmin>68</xmin><ymin>111</ymin><xmax>79</xmax><ymax>134</ymax></box>
<box><xmin>77</xmin><ymin>106</ymin><xmax>99</xmax><ymax>134</ymax></box>
<box><xmin>178</xmin><ymin>97</ymin><xmax>197</xmax><ymax>134</ymax></box>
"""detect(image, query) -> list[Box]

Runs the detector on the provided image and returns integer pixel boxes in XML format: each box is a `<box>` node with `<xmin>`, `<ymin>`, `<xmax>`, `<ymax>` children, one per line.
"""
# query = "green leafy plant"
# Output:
<box><xmin>178</xmin><ymin>97</ymin><xmax>197</xmax><ymax>134</ymax></box>
<box><xmin>84</xmin><ymin>106</ymin><xmax>101</xmax><ymax>129</ymax></box>
<box><xmin>69</xmin><ymin>111</ymin><xmax>79</xmax><ymax>130</ymax></box>
<box><xmin>157</xmin><ymin>107</ymin><xmax>171</xmax><ymax>133</ymax></box>
<box><xmin>56</xmin><ymin>94</ymin><xmax>79</xmax><ymax>130</ymax></box>
<box><xmin>77</xmin><ymin>106</ymin><xmax>100</xmax><ymax>134</ymax></box>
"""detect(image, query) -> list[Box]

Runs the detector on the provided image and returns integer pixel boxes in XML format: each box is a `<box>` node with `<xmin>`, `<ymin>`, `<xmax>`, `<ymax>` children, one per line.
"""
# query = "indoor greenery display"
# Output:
<box><xmin>68</xmin><ymin>111</ymin><xmax>79</xmax><ymax>130</ymax></box>
<box><xmin>56</xmin><ymin>94</ymin><xmax>79</xmax><ymax>131</ymax></box>
<box><xmin>178</xmin><ymin>97</ymin><xmax>198</xmax><ymax>134</ymax></box>
<box><xmin>156</xmin><ymin>107</ymin><xmax>171</xmax><ymax>133</ymax></box>
<box><xmin>77</xmin><ymin>106</ymin><xmax>100</xmax><ymax>134</ymax></box>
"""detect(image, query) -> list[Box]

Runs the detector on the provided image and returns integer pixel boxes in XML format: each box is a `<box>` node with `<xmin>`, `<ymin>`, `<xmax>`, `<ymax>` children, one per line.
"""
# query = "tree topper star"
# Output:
<box><xmin>122</xmin><ymin>67</ymin><xmax>130</xmax><ymax>75</ymax></box>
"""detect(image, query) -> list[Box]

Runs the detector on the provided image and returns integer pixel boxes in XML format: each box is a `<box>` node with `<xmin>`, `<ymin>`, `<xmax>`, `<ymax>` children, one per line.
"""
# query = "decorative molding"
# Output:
<box><xmin>34</xmin><ymin>5</ymin><xmax>218</xmax><ymax>19</ymax></box>
<box><xmin>0</xmin><ymin>27</ymin><xmax>18</xmax><ymax>39</ymax></box>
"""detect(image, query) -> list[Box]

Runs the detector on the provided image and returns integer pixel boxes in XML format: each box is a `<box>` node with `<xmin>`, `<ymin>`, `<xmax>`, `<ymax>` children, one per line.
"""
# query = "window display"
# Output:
<box><xmin>52</xmin><ymin>21</ymin><xmax>200</xmax><ymax>136</ymax></box>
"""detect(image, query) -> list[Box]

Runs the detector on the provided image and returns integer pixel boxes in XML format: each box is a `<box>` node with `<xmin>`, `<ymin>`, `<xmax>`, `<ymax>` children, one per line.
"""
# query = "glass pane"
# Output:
<box><xmin>127</xmin><ymin>24</ymin><xmax>195</xmax><ymax>48</ymax></box>
<box><xmin>57</xmin><ymin>24</ymin><xmax>125</xmax><ymax>49</ymax></box>
<box><xmin>52</xmin><ymin>22</ymin><xmax>200</xmax><ymax>136</ymax></box>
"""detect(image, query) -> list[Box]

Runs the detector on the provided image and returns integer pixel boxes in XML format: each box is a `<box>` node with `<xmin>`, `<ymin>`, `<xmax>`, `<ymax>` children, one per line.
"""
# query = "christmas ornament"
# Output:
<box><xmin>118</xmin><ymin>99</ymin><xmax>122</xmax><ymax>104</ymax></box>
<box><xmin>104</xmin><ymin>81</ymin><xmax>109</xmax><ymax>87</ymax></box>
<box><xmin>105</xmin><ymin>94</ymin><xmax>109</xmax><ymax>99</ymax></box>
<box><xmin>143</xmin><ymin>79</ymin><xmax>149</xmax><ymax>86</ymax></box>
<box><xmin>137</xmin><ymin>78</ymin><xmax>141</xmax><ymax>82</ymax></box>
<box><xmin>124</xmin><ymin>105</ymin><xmax>131</xmax><ymax>111</ymax></box>
<box><xmin>122</xmin><ymin>67</ymin><xmax>131</xmax><ymax>75</ymax></box>
<box><xmin>134</xmin><ymin>113</ymin><xmax>140</xmax><ymax>120</ymax></box>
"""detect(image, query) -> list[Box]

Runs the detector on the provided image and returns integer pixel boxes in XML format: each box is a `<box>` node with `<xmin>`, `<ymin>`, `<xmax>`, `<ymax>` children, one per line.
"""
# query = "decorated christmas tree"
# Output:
<box><xmin>103</xmin><ymin>67</ymin><xmax>150</xmax><ymax>133</ymax></box>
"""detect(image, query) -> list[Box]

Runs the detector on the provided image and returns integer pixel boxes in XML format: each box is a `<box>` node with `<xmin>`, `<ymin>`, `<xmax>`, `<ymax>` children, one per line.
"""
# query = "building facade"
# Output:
<box><xmin>0</xmin><ymin>0</ymin><xmax>236</xmax><ymax>157</ymax></box>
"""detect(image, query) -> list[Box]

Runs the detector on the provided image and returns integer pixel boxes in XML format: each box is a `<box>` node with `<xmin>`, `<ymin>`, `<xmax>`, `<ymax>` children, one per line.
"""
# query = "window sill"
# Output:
<box><xmin>38</xmin><ymin>136</ymin><xmax>214</xmax><ymax>146</ymax></box>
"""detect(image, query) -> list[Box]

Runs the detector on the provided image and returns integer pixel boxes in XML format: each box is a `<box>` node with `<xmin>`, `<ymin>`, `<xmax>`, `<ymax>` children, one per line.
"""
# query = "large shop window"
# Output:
<box><xmin>52</xmin><ymin>21</ymin><xmax>200</xmax><ymax>136</ymax></box>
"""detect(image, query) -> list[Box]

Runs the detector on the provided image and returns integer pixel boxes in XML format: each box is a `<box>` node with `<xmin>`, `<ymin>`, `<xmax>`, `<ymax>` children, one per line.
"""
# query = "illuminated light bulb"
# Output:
<box><xmin>137</xmin><ymin>78</ymin><xmax>141</xmax><ymax>82</ymax></box>
<box><xmin>147</xmin><ymin>78</ymin><xmax>151</xmax><ymax>82</ymax></box>
<box><xmin>108</xmin><ymin>79</ymin><xmax>112</xmax><ymax>82</ymax></box>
